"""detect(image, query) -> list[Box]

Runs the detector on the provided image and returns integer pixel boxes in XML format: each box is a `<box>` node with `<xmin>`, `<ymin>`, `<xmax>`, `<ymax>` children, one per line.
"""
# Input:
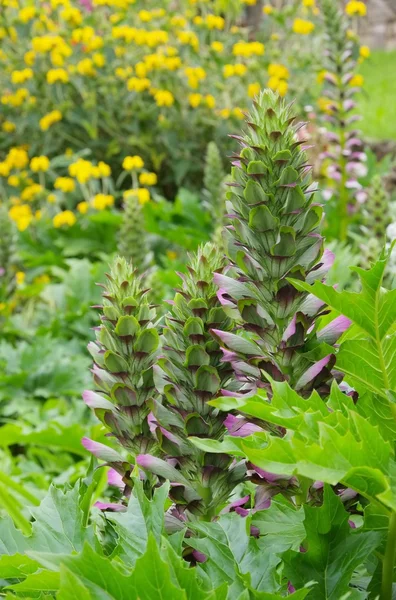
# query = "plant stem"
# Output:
<box><xmin>381</xmin><ymin>510</ymin><xmax>396</xmax><ymax>600</ymax></box>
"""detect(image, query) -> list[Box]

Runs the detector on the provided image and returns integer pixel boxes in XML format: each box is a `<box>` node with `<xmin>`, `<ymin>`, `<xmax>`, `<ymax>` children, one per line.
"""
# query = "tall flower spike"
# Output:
<box><xmin>213</xmin><ymin>89</ymin><xmax>345</xmax><ymax>397</ymax></box>
<box><xmin>84</xmin><ymin>256</ymin><xmax>160</xmax><ymax>477</ymax></box>
<box><xmin>0</xmin><ymin>205</ymin><xmax>16</xmax><ymax>303</ymax></box>
<box><xmin>138</xmin><ymin>243</ymin><xmax>245</xmax><ymax>519</ymax></box>
<box><xmin>360</xmin><ymin>174</ymin><xmax>391</xmax><ymax>269</ymax></box>
<box><xmin>319</xmin><ymin>0</ymin><xmax>366</xmax><ymax>241</ymax></box>
<box><xmin>118</xmin><ymin>194</ymin><xmax>152</xmax><ymax>272</ymax></box>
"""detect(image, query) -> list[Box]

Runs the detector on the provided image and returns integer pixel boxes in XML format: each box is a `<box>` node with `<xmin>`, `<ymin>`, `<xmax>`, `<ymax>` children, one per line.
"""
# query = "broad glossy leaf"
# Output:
<box><xmin>57</xmin><ymin>566</ymin><xmax>93</xmax><ymax>600</ymax></box>
<box><xmin>282</xmin><ymin>487</ymin><xmax>382</xmax><ymax>600</ymax></box>
<box><xmin>6</xmin><ymin>569</ymin><xmax>60</xmax><ymax>593</ymax></box>
<box><xmin>189</xmin><ymin>512</ymin><xmax>281</xmax><ymax>592</ymax></box>
<box><xmin>106</xmin><ymin>479</ymin><xmax>169</xmax><ymax>563</ymax></box>
<box><xmin>251</xmin><ymin>496</ymin><xmax>305</xmax><ymax>553</ymax></box>
<box><xmin>227</xmin><ymin>381</ymin><xmax>396</xmax><ymax>510</ymax></box>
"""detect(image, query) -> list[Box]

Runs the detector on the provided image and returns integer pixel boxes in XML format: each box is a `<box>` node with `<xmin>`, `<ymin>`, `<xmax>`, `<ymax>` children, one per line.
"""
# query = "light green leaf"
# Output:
<box><xmin>282</xmin><ymin>487</ymin><xmax>382</xmax><ymax>600</ymax></box>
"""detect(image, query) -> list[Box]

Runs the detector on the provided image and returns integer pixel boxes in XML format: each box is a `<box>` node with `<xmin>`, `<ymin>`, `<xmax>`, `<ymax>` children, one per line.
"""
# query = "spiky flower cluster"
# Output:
<box><xmin>319</xmin><ymin>0</ymin><xmax>367</xmax><ymax>240</ymax></box>
<box><xmin>0</xmin><ymin>205</ymin><xmax>17</xmax><ymax>303</ymax></box>
<box><xmin>139</xmin><ymin>244</ymin><xmax>245</xmax><ymax>518</ymax></box>
<box><xmin>118</xmin><ymin>194</ymin><xmax>152</xmax><ymax>272</ymax></box>
<box><xmin>213</xmin><ymin>90</ymin><xmax>344</xmax><ymax>397</ymax></box>
<box><xmin>84</xmin><ymin>257</ymin><xmax>160</xmax><ymax>466</ymax></box>
<box><xmin>84</xmin><ymin>92</ymin><xmax>350</xmax><ymax>521</ymax></box>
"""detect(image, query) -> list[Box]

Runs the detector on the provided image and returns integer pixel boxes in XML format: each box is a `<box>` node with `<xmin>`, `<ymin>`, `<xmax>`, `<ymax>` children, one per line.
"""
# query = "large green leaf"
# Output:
<box><xmin>282</xmin><ymin>487</ymin><xmax>382</xmax><ymax>600</ymax></box>
<box><xmin>290</xmin><ymin>252</ymin><xmax>396</xmax><ymax>398</ymax></box>
<box><xmin>216</xmin><ymin>381</ymin><xmax>396</xmax><ymax>512</ymax></box>
<box><xmin>106</xmin><ymin>480</ymin><xmax>169</xmax><ymax>563</ymax></box>
<box><xmin>188</xmin><ymin>512</ymin><xmax>282</xmax><ymax>593</ymax></box>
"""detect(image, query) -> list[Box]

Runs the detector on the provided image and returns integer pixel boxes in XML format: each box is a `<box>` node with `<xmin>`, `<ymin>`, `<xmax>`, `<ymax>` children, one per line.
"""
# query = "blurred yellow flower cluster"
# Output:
<box><xmin>345</xmin><ymin>1</ymin><xmax>367</xmax><ymax>16</ymax></box>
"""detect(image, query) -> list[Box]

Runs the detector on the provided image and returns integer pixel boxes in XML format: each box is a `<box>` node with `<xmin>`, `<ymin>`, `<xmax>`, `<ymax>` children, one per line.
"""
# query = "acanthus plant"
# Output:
<box><xmin>318</xmin><ymin>0</ymin><xmax>367</xmax><ymax>241</ymax></box>
<box><xmin>77</xmin><ymin>90</ymin><xmax>395</xmax><ymax>598</ymax></box>
<box><xmin>211</xmin><ymin>89</ymin><xmax>348</xmax><ymax>399</ymax></box>
<box><xmin>82</xmin><ymin>256</ymin><xmax>161</xmax><ymax>495</ymax></box>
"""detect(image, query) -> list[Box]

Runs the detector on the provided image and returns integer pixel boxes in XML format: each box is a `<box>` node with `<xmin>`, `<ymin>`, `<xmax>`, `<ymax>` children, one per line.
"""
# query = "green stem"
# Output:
<box><xmin>381</xmin><ymin>511</ymin><xmax>396</xmax><ymax>600</ymax></box>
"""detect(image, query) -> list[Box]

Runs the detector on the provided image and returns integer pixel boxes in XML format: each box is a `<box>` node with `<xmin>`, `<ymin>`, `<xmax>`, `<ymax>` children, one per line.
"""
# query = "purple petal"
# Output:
<box><xmin>224</xmin><ymin>414</ymin><xmax>263</xmax><ymax>437</ymax></box>
<box><xmin>94</xmin><ymin>501</ymin><xmax>126</xmax><ymax>512</ymax></box>
<box><xmin>107</xmin><ymin>468</ymin><xmax>124</xmax><ymax>488</ymax></box>
<box><xmin>83</xmin><ymin>390</ymin><xmax>114</xmax><ymax>410</ymax></box>
<box><xmin>216</xmin><ymin>288</ymin><xmax>235</xmax><ymax>308</ymax></box>
<box><xmin>317</xmin><ymin>316</ymin><xmax>352</xmax><ymax>344</ymax></box>
<box><xmin>282</xmin><ymin>315</ymin><xmax>297</xmax><ymax>342</ymax></box>
<box><xmin>192</xmin><ymin>550</ymin><xmax>207</xmax><ymax>563</ymax></box>
<box><xmin>295</xmin><ymin>355</ymin><xmax>334</xmax><ymax>390</ymax></box>
<box><xmin>81</xmin><ymin>437</ymin><xmax>124</xmax><ymax>463</ymax></box>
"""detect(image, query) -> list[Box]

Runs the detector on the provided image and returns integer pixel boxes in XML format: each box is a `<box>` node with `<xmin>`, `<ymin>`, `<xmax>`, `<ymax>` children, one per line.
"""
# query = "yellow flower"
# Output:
<box><xmin>91</xmin><ymin>193</ymin><xmax>115</xmax><ymax>210</ymax></box>
<box><xmin>8</xmin><ymin>175</ymin><xmax>20</xmax><ymax>187</ymax></box>
<box><xmin>60</xmin><ymin>6</ymin><xmax>83</xmax><ymax>25</ymax></box>
<box><xmin>123</xmin><ymin>155</ymin><xmax>144</xmax><ymax>170</ymax></box>
<box><xmin>219</xmin><ymin>108</ymin><xmax>231</xmax><ymax>119</ymax></box>
<box><xmin>211</xmin><ymin>41</ymin><xmax>224</xmax><ymax>53</ymax></box>
<box><xmin>47</xmin><ymin>193</ymin><xmax>56</xmax><ymax>203</ymax></box>
<box><xmin>54</xmin><ymin>177</ymin><xmax>75</xmax><ymax>192</ymax></box>
<box><xmin>34</xmin><ymin>274</ymin><xmax>50</xmax><ymax>285</ymax></box>
<box><xmin>7</xmin><ymin>148</ymin><xmax>29</xmax><ymax>169</ymax></box>
<box><xmin>359</xmin><ymin>45</ymin><xmax>370</xmax><ymax>58</ymax></box>
<box><xmin>166</xmin><ymin>250</ymin><xmax>177</xmax><ymax>260</ymax></box>
<box><xmin>234</xmin><ymin>64</ymin><xmax>247</xmax><ymax>77</ymax></box>
<box><xmin>189</xmin><ymin>93</ymin><xmax>202</xmax><ymax>108</ymax></box>
<box><xmin>16</xmin><ymin>271</ymin><xmax>25</xmax><ymax>286</ymax></box>
<box><xmin>0</xmin><ymin>162</ymin><xmax>11</xmax><ymax>177</ymax></box>
<box><xmin>303</xmin><ymin>0</ymin><xmax>315</xmax><ymax>6</ymax></box>
<box><xmin>248</xmin><ymin>82</ymin><xmax>260</xmax><ymax>98</ymax></box>
<box><xmin>223</xmin><ymin>65</ymin><xmax>235</xmax><ymax>78</ymax></box>
<box><xmin>316</xmin><ymin>69</ymin><xmax>327</xmax><ymax>84</ymax></box>
<box><xmin>127</xmin><ymin>77</ymin><xmax>151</xmax><ymax>92</ymax></box>
<box><xmin>138</xmin><ymin>9</ymin><xmax>152</xmax><ymax>22</ymax></box>
<box><xmin>69</xmin><ymin>158</ymin><xmax>94</xmax><ymax>184</ymax></box>
<box><xmin>205</xmin><ymin>14</ymin><xmax>225</xmax><ymax>30</ymax></box>
<box><xmin>317</xmin><ymin>96</ymin><xmax>334</xmax><ymax>114</ymax></box>
<box><xmin>77</xmin><ymin>201</ymin><xmax>89</xmax><ymax>214</ymax></box>
<box><xmin>53</xmin><ymin>210</ymin><xmax>77</xmax><ymax>228</ymax></box>
<box><xmin>18</xmin><ymin>6</ymin><xmax>36</xmax><ymax>23</ymax></box>
<box><xmin>139</xmin><ymin>172</ymin><xmax>157</xmax><ymax>186</ymax></box>
<box><xmin>76</xmin><ymin>58</ymin><xmax>95</xmax><ymax>76</ymax></box>
<box><xmin>268</xmin><ymin>63</ymin><xmax>289</xmax><ymax>79</ymax></box>
<box><xmin>39</xmin><ymin>110</ymin><xmax>62</xmax><ymax>131</ymax></box>
<box><xmin>47</xmin><ymin>68</ymin><xmax>69</xmax><ymax>84</ymax></box>
<box><xmin>205</xmin><ymin>95</ymin><xmax>216</xmax><ymax>109</ymax></box>
<box><xmin>263</xmin><ymin>5</ymin><xmax>273</xmax><ymax>14</ymax></box>
<box><xmin>2</xmin><ymin>121</ymin><xmax>16</xmax><ymax>133</ymax></box>
<box><xmin>93</xmin><ymin>53</ymin><xmax>106</xmax><ymax>67</ymax></box>
<box><xmin>233</xmin><ymin>41</ymin><xmax>264</xmax><ymax>58</ymax></box>
<box><xmin>277</xmin><ymin>80</ymin><xmax>288</xmax><ymax>97</ymax></box>
<box><xmin>124</xmin><ymin>188</ymin><xmax>150</xmax><ymax>205</ymax></box>
<box><xmin>270</xmin><ymin>33</ymin><xmax>280</xmax><ymax>41</ymax></box>
<box><xmin>9</xmin><ymin>203</ymin><xmax>32</xmax><ymax>231</ymax></box>
<box><xmin>30</xmin><ymin>156</ymin><xmax>50</xmax><ymax>173</ymax></box>
<box><xmin>11</xmin><ymin>68</ymin><xmax>33</xmax><ymax>84</ymax></box>
<box><xmin>292</xmin><ymin>18</ymin><xmax>315</xmax><ymax>34</ymax></box>
<box><xmin>233</xmin><ymin>107</ymin><xmax>245</xmax><ymax>120</ymax></box>
<box><xmin>153</xmin><ymin>89</ymin><xmax>174</xmax><ymax>107</ymax></box>
<box><xmin>349</xmin><ymin>74</ymin><xmax>364</xmax><ymax>87</ymax></box>
<box><xmin>98</xmin><ymin>161</ymin><xmax>111</xmax><ymax>177</ymax></box>
<box><xmin>21</xmin><ymin>184</ymin><xmax>43</xmax><ymax>201</ymax></box>
<box><xmin>345</xmin><ymin>1</ymin><xmax>367</xmax><ymax>16</ymax></box>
